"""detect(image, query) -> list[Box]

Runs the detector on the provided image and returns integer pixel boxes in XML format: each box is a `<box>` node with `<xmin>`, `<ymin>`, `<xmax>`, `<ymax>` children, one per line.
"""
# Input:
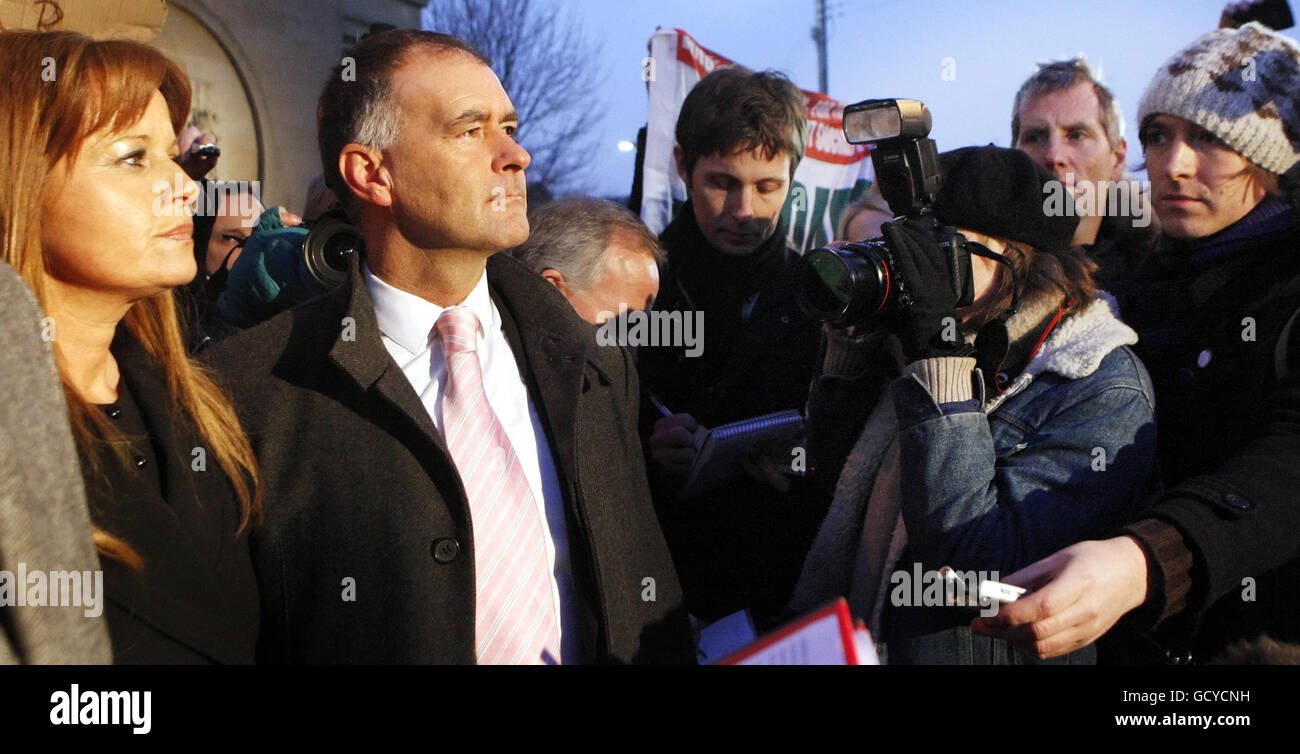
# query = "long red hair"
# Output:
<box><xmin>0</xmin><ymin>31</ymin><xmax>262</xmax><ymax>567</ymax></box>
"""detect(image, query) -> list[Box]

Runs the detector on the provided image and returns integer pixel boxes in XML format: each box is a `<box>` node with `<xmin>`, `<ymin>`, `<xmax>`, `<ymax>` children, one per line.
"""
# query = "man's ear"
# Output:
<box><xmin>1110</xmin><ymin>139</ymin><xmax>1128</xmax><ymax>182</ymax></box>
<box><xmin>339</xmin><ymin>143</ymin><xmax>393</xmax><ymax>208</ymax></box>
<box><xmin>540</xmin><ymin>268</ymin><xmax>568</xmax><ymax>293</ymax></box>
<box><xmin>673</xmin><ymin>144</ymin><xmax>690</xmax><ymax>185</ymax></box>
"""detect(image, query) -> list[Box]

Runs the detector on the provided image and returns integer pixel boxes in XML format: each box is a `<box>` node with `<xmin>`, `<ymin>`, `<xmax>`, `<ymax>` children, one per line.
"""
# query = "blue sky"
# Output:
<box><xmin>555</xmin><ymin>0</ymin><xmax>1299</xmax><ymax>197</ymax></box>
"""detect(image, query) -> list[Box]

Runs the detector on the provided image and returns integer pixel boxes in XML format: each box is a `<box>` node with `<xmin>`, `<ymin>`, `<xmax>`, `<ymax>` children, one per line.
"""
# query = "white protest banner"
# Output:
<box><xmin>641</xmin><ymin>27</ymin><xmax>874</xmax><ymax>253</ymax></box>
<box><xmin>0</xmin><ymin>0</ymin><xmax>166</xmax><ymax>41</ymax></box>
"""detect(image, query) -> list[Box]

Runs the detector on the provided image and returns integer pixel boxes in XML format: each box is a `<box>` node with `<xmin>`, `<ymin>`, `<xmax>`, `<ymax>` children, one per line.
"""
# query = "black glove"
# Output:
<box><xmin>881</xmin><ymin>218</ymin><xmax>969</xmax><ymax>361</ymax></box>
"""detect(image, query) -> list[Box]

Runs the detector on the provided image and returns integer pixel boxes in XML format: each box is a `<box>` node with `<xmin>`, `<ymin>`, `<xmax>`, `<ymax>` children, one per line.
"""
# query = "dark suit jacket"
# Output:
<box><xmin>205</xmin><ymin>253</ymin><xmax>693</xmax><ymax>664</ymax></box>
<box><xmin>92</xmin><ymin>327</ymin><xmax>259</xmax><ymax>664</ymax></box>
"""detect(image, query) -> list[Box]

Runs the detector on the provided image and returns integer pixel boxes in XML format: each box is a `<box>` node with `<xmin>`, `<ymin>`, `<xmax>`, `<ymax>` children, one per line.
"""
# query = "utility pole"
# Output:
<box><xmin>811</xmin><ymin>0</ymin><xmax>828</xmax><ymax>93</ymax></box>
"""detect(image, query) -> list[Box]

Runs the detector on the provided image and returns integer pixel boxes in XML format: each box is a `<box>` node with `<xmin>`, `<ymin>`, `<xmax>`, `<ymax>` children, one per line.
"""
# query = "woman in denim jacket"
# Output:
<box><xmin>788</xmin><ymin>146</ymin><xmax>1157</xmax><ymax>664</ymax></box>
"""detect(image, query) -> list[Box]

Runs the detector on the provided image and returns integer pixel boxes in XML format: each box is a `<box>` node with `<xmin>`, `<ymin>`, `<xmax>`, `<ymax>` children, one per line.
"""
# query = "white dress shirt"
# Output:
<box><xmin>364</xmin><ymin>262</ymin><xmax>582</xmax><ymax>663</ymax></box>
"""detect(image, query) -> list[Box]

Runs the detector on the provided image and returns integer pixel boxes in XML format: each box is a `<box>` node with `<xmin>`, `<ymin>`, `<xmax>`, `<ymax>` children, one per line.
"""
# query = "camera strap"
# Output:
<box><xmin>964</xmin><ymin>241</ymin><xmax>1036</xmax><ymax>394</ymax></box>
<box><xmin>964</xmin><ymin>241</ymin><xmax>1021</xmax><ymax>317</ymax></box>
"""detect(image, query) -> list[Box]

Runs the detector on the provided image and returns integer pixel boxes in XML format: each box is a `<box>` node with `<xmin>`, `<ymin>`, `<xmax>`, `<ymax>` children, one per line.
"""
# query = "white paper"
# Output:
<box><xmin>732</xmin><ymin>611</ymin><xmax>850</xmax><ymax>665</ymax></box>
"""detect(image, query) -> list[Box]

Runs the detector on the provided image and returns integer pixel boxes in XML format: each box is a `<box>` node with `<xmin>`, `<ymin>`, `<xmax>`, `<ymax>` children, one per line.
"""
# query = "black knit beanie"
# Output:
<box><xmin>932</xmin><ymin>145</ymin><xmax>1079</xmax><ymax>251</ymax></box>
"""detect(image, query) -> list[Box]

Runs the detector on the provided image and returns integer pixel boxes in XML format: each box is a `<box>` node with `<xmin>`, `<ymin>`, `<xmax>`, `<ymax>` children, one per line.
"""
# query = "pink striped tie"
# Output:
<box><xmin>435</xmin><ymin>307</ymin><xmax>562</xmax><ymax>665</ymax></box>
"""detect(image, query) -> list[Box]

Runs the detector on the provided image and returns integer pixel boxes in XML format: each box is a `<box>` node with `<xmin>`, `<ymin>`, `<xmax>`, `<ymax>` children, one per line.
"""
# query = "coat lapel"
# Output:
<box><xmin>324</xmin><ymin>259</ymin><xmax>450</xmax><ymax>459</ymax></box>
<box><xmin>484</xmin><ymin>253</ymin><xmax>607</xmax><ymax>496</ymax></box>
<box><xmin>321</xmin><ymin>259</ymin><xmax>474</xmax><ymax>532</ymax></box>
<box><xmin>485</xmin><ymin>253</ymin><xmax>618</xmax><ymax>656</ymax></box>
<box><xmin>323</xmin><ymin>253</ymin><xmax>607</xmax><ymax>488</ymax></box>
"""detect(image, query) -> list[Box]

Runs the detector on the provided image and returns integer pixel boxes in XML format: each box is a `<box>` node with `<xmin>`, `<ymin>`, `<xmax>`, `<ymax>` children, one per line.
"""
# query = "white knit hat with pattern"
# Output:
<box><xmin>1138</xmin><ymin>22</ymin><xmax>1300</xmax><ymax>175</ymax></box>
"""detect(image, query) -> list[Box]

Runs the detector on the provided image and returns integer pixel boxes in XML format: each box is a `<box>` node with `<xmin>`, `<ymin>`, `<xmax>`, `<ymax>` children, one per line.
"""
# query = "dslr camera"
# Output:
<box><xmin>796</xmin><ymin>99</ymin><xmax>978</xmax><ymax>328</ymax></box>
<box><xmin>217</xmin><ymin>206</ymin><xmax>361</xmax><ymax>330</ymax></box>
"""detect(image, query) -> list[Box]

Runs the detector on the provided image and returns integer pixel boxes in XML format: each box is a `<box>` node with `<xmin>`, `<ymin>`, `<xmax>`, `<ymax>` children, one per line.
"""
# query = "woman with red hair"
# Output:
<box><xmin>0</xmin><ymin>31</ymin><xmax>262</xmax><ymax>663</ymax></box>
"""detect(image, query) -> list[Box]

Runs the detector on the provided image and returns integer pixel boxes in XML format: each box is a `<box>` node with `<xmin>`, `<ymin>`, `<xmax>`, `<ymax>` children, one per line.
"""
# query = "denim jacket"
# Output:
<box><xmin>790</xmin><ymin>293</ymin><xmax>1158</xmax><ymax>664</ymax></box>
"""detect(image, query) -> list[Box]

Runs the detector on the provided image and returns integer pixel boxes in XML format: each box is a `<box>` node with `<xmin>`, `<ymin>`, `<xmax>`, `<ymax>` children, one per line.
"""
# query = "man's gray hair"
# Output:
<box><xmin>508</xmin><ymin>198</ymin><xmax>665</xmax><ymax>291</ymax></box>
<box><xmin>1011</xmin><ymin>57</ymin><xmax>1125</xmax><ymax>148</ymax></box>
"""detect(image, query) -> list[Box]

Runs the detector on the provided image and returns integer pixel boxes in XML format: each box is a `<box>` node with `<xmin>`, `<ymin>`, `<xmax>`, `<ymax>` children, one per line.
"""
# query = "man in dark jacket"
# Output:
<box><xmin>206</xmin><ymin>30</ymin><xmax>691</xmax><ymax>664</ymax></box>
<box><xmin>637</xmin><ymin>66</ymin><xmax>823</xmax><ymax>623</ymax></box>
<box><xmin>977</xmin><ymin>22</ymin><xmax>1300</xmax><ymax>663</ymax></box>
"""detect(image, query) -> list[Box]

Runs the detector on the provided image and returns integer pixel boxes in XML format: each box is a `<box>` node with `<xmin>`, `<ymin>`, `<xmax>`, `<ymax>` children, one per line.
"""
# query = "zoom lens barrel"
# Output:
<box><xmin>795</xmin><ymin>241</ymin><xmax>894</xmax><ymax>327</ymax></box>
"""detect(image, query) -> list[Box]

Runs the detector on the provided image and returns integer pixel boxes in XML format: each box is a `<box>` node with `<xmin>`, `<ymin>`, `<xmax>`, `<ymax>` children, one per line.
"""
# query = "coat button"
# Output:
<box><xmin>133</xmin><ymin>456</ymin><xmax>147</xmax><ymax>468</ymax></box>
<box><xmin>432</xmin><ymin>537</ymin><xmax>461</xmax><ymax>564</ymax></box>
<box><xmin>1223</xmin><ymin>494</ymin><xmax>1253</xmax><ymax>511</ymax></box>
<box><xmin>106</xmin><ymin>406</ymin><xmax>122</xmax><ymax>419</ymax></box>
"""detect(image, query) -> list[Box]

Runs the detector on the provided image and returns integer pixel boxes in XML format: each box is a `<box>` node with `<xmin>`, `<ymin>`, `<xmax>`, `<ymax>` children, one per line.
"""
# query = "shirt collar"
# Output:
<box><xmin>363</xmin><ymin>260</ymin><xmax>495</xmax><ymax>355</ymax></box>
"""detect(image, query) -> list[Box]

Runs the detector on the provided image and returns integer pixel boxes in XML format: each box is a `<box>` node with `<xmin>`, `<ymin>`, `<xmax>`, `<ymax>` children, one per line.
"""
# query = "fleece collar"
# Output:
<box><xmin>1027</xmin><ymin>292</ymin><xmax>1136</xmax><ymax>379</ymax></box>
<box><xmin>985</xmin><ymin>292</ymin><xmax>1136</xmax><ymax>412</ymax></box>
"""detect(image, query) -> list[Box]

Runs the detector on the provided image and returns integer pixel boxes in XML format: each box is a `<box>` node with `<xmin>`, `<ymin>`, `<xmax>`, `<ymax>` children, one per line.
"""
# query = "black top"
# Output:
<box><xmin>82</xmin><ymin>326</ymin><xmax>258</xmax><ymax>664</ymax></box>
<box><xmin>1123</xmin><ymin>196</ymin><xmax>1300</xmax><ymax>484</ymax></box>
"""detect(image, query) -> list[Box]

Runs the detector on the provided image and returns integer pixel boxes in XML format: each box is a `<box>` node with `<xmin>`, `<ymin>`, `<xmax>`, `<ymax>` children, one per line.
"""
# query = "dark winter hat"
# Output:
<box><xmin>1138</xmin><ymin>22</ymin><xmax>1300</xmax><ymax>176</ymax></box>
<box><xmin>932</xmin><ymin>145</ymin><xmax>1079</xmax><ymax>252</ymax></box>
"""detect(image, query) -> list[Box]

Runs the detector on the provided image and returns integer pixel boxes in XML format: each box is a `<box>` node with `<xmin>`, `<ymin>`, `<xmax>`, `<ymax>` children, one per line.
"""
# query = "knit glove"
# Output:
<box><xmin>881</xmin><ymin>218</ymin><xmax>970</xmax><ymax>361</ymax></box>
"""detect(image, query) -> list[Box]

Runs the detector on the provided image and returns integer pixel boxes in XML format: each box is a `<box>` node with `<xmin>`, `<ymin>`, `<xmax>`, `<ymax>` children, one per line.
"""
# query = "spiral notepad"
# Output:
<box><xmin>679</xmin><ymin>409</ymin><xmax>806</xmax><ymax>499</ymax></box>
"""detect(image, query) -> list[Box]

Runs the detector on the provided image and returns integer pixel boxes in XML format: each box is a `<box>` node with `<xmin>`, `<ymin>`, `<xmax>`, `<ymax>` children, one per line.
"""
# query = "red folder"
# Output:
<box><xmin>715</xmin><ymin>598</ymin><xmax>872</xmax><ymax>665</ymax></box>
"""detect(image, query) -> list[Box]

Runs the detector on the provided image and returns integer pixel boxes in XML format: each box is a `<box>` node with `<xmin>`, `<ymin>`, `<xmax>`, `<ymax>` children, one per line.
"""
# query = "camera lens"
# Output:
<box><xmin>795</xmin><ymin>242</ymin><xmax>892</xmax><ymax>327</ymax></box>
<box><xmin>302</xmin><ymin>218</ymin><xmax>358</xmax><ymax>287</ymax></box>
<box><xmin>322</xmin><ymin>230</ymin><xmax>356</xmax><ymax>272</ymax></box>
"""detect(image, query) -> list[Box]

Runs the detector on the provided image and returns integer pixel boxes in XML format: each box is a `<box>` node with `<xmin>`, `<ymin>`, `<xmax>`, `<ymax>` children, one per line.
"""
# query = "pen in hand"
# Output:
<box><xmin>648</xmin><ymin>392</ymin><xmax>673</xmax><ymax>418</ymax></box>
